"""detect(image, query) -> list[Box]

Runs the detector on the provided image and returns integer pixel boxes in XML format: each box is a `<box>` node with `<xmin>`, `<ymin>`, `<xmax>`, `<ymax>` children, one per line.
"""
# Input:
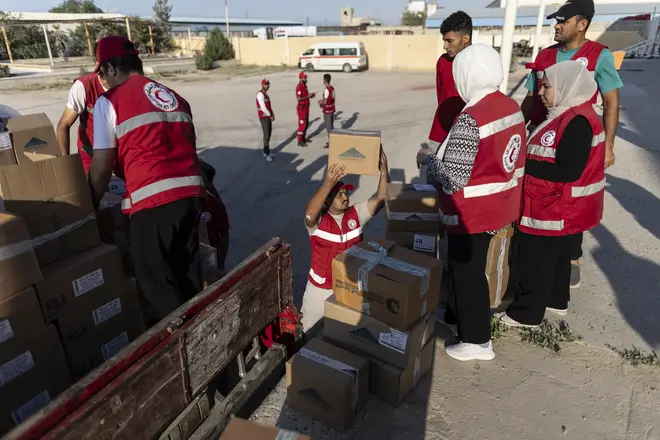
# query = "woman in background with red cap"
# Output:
<box><xmin>302</xmin><ymin>152</ymin><xmax>390</xmax><ymax>333</ymax></box>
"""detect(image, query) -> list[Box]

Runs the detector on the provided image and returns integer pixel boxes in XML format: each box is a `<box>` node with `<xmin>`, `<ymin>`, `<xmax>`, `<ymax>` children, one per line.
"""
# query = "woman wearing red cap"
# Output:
<box><xmin>302</xmin><ymin>152</ymin><xmax>390</xmax><ymax>333</ymax></box>
<box><xmin>257</xmin><ymin>78</ymin><xmax>275</xmax><ymax>162</ymax></box>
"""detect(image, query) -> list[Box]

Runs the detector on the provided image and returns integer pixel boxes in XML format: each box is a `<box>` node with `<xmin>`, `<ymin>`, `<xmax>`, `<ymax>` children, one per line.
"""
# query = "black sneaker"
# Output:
<box><xmin>323</xmin><ymin>143</ymin><xmax>329</xmax><ymax>149</ymax></box>
<box><xmin>297</xmin><ymin>142</ymin><xmax>307</xmax><ymax>147</ymax></box>
<box><xmin>305</xmin><ymin>138</ymin><xmax>313</xmax><ymax>143</ymax></box>
<box><xmin>570</xmin><ymin>263</ymin><xmax>581</xmax><ymax>289</ymax></box>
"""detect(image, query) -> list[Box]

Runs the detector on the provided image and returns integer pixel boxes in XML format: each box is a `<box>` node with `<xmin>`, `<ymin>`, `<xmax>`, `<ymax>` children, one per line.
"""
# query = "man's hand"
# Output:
<box><xmin>270</xmin><ymin>114</ymin><xmax>275</xmax><ymax>122</ymax></box>
<box><xmin>380</xmin><ymin>148</ymin><xmax>388</xmax><ymax>171</ymax></box>
<box><xmin>323</xmin><ymin>164</ymin><xmax>346</xmax><ymax>187</ymax></box>
<box><xmin>310</xmin><ymin>93</ymin><xmax>316</xmax><ymax>99</ymax></box>
<box><xmin>605</xmin><ymin>143</ymin><xmax>615</xmax><ymax>168</ymax></box>
<box><xmin>416</xmin><ymin>146</ymin><xmax>434</xmax><ymax>169</ymax></box>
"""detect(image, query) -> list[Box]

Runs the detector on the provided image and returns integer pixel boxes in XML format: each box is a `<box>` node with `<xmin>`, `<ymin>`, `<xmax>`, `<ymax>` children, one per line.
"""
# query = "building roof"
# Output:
<box><xmin>167</xmin><ymin>17</ymin><xmax>303</xmax><ymax>26</ymax></box>
<box><xmin>2</xmin><ymin>12</ymin><xmax>127</xmax><ymax>23</ymax></box>
<box><xmin>427</xmin><ymin>2</ymin><xmax>660</xmax><ymax>27</ymax></box>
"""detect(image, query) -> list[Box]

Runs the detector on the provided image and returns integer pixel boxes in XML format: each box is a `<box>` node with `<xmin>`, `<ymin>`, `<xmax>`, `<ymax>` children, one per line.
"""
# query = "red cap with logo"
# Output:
<box><xmin>299</xmin><ymin>71</ymin><xmax>308</xmax><ymax>79</ymax></box>
<box><xmin>261</xmin><ymin>78</ymin><xmax>270</xmax><ymax>86</ymax></box>
<box><xmin>332</xmin><ymin>181</ymin><xmax>354</xmax><ymax>193</ymax></box>
<box><xmin>94</xmin><ymin>35</ymin><xmax>139</xmax><ymax>72</ymax></box>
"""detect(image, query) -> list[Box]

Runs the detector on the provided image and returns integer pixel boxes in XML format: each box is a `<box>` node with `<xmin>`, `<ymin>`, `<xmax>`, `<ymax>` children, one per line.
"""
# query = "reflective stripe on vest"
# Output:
<box><xmin>528</xmin><ymin>132</ymin><xmax>606</xmax><ymax>159</ymax></box>
<box><xmin>312</xmin><ymin>227</ymin><xmax>363</xmax><ymax>244</ymax></box>
<box><xmin>479</xmin><ymin>112</ymin><xmax>525</xmax><ymax>139</ymax></box>
<box><xmin>572</xmin><ymin>177</ymin><xmax>606</xmax><ymax>198</ymax></box>
<box><xmin>121</xmin><ymin>175</ymin><xmax>204</xmax><ymax>209</ymax></box>
<box><xmin>115</xmin><ymin>111</ymin><xmax>193</xmax><ymax>139</ymax></box>
<box><xmin>309</xmin><ymin>268</ymin><xmax>326</xmax><ymax>285</ymax></box>
<box><xmin>463</xmin><ymin>167</ymin><xmax>525</xmax><ymax>199</ymax></box>
<box><xmin>520</xmin><ymin>217</ymin><xmax>564</xmax><ymax>231</ymax></box>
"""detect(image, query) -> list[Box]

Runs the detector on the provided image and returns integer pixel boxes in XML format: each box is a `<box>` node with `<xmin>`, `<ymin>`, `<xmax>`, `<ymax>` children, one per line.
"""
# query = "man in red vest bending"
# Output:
<box><xmin>296</xmin><ymin>72</ymin><xmax>315</xmax><ymax>147</ymax></box>
<box><xmin>318</xmin><ymin>73</ymin><xmax>336</xmax><ymax>148</ymax></box>
<box><xmin>302</xmin><ymin>152</ymin><xmax>390</xmax><ymax>333</ymax></box>
<box><xmin>520</xmin><ymin>0</ymin><xmax>622</xmax><ymax>288</ymax></box>
<box><xmin>88</xmin><ymin>36</ymin><xmax>206</xmax><ymax>319</ymax></box>
<box><xmin>56</xmin><ymin>70</ymin><xmax>108</xmax><ymax>172</ymax></box>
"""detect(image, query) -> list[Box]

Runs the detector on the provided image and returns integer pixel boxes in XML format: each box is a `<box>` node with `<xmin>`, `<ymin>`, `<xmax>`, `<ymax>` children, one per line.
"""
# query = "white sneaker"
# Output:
<box><xmin>546</xmin><ymin>307</ymin><xmax>568</xmax><ymax>316</ymax></box>
<box><xmin>499</xmin><ymin>313</ymin><xmax>539</xmax><ymax>329</ymax></box>
<box><xmin>264</xmin><ymin>154</ymin><xmax>273</xmax><ymax>162</ymax></box>
<box><xmin>445</xmin><ymin>340</ymin><xmax>495</xmax><ymax>361</ymax></box>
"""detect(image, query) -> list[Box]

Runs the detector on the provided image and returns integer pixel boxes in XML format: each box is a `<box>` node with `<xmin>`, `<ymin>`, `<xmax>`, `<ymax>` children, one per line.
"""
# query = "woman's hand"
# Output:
<box><xmin>416</xmin><ymin>147</ymin><xmax>434</xmax><ymax>169</ymax></box>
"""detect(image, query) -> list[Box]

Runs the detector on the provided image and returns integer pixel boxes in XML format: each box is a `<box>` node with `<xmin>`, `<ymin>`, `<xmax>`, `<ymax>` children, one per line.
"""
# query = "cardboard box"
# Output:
<box><xmin>0</xmin><ymin>213</ymin><xmax>43</xmax><ymax>301</ymax></box>
<box><xmin>0</xmin><ymin>325</ymin><xmax>72</xmax><ymax>434</ymax></box>
<box><xmin>0</xmin><ymin>114</ymin><xmax>60</xmax><ymax>167</ymax></box>
<box><xmin>286</xmin><ymin>338</ymin><xmax>369</xmax><ymax>431</ymax></box>
<box><xmin>328</xmin><ymin>129</ymin><xmax>381</xmax><ymax>175</ymax></box>
<box><xmin>385</xmin><ymin>183</ymin><xmax>439</xmax><ymax>233</ymax></box>
<box><xmin>324</xmin><ymin>296</ymin><xmax>435</xmax><ymax>369</ymax></box>
<box><xmin>0</xmin><ymin>288</ymin><xmax>46</xmax><ymax>346</ymax></box>
<box><xmin>220</xmin><ymin>418</ymin><xmax>311</xmax><ymax>440</ymax></box>
<box><xmin>487</xmin><ymin>265</ymin><xmax>510</xmax><ymax>308</ymax></box>
<box><xmin>370</xmin><ymin>338</ymin><xmax>435</xmax><ymax>407</ymax></box>
<box><xmin>332</xmin><ymin>239</ymin><xmax>442</xmax><ymax>330</ymax></box>
<box><xmin>0</xmin><ymin>154</ymin><xmax>101</xmax><ymax>266</ymax></box>
<box><xmin>385</xmin><ymin>230</ymin><xmax>441</xmax><ymax>257</ymax></box>
<box><xmin>486</xmin><ymin>226</ymin><xmax>513</xmax><ymax>275</ymax></box>
<box><xmin>35</xmin><ymin>244</ymin><xmax>126</xmax><ymax>322</ymax></box>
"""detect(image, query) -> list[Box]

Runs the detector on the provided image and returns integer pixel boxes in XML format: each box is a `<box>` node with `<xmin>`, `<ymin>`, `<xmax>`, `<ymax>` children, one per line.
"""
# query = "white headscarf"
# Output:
<box><xmin>452</xmin><ymin>43</ymin><xmax>504</xmax><ymax>109</ymax></box>
<box><xmin>544</xmin><ymin>60</ymin><xmax>598</xmax><ymax>118</ymax></box>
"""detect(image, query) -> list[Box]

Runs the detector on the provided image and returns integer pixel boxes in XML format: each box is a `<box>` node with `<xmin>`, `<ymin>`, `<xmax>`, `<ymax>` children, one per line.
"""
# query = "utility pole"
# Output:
<box><xmin>225</xmin><ymin>0</ymin><xmax>230</xmax><ymax>37</ymax></box>
<box><xmin>532</xmin><ymin>0</ymin><xmax>547</xmax><ymax>61</ymax></box>
<box><xmin>499</xmin><ymin>0</ymin><xmax>518</xmax><ymax>93</ymax></box>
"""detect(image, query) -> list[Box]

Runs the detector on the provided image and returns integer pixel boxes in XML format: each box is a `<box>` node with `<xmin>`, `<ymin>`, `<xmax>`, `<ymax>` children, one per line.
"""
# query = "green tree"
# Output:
<box><xmin>203</xmin><ymin>27</ymin><xmax>234</xmax><ymax>62</ymax></box>
<box><xmin>401</xmin><ymin>11</ymin><xmax>426</xmax><ymax>26</ymax></box>
<box><xmin>0</xmin><ymin>11</ymin><xmax>54</xmax><ymax>60</ymax></box>
<box><xmin>152</xmin><ymin>0</ymin><xmax>172</xmax><ymax>23</ymax></box>
<box><xmin>49</xmin><ymin>0</ymin><xmax>103</xmax><ymax>13</ymax></box>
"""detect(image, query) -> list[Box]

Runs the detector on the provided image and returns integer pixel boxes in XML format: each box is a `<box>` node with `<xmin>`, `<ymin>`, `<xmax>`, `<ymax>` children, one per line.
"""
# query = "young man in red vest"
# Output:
<box><xmin>302</xmin><ymin>152</ymin><xmax>390</xmax><ymax>333</ymax></box>
<box><xmin>520</xmin><ymin>0</ymin><xmax>622</xmax><ymax>287</ymax></box>
<box><xmin>317</xmin><ymin>73</ymin><xmax>336</xmax><ymax>148</ymax></box>
<box><xmin>418</xmin><ymin>44</ymin><xmax>527</xmax><ymax>361</ymax></box>
<box><xmin>56</xmin><ymin>70</ymin><xmax>109</xmax><ymax>172</ymax></box>
<box><xmin>88</xmin><ymin>36</ymin><xmax>206</xmax><ymax>319</ymax></box>
<box><xmin>296</xmin><ymin>72</ymin><xmax>315</xmax><ymax>147</ymax></box>
<box><xmin>257</xmin><ymin>78</ymin><xmax>275</xmax><ymax>162</ymax></box>
<box><xmin>428</xmin><ymin>11</ymin><xmax>471</xmax><ymax>149</ymax></box>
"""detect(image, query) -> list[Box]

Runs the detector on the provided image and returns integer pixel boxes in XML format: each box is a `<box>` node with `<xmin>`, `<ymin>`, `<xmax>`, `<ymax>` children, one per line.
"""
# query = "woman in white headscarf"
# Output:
<box><xmin>416</xmin><ymin>44</ymin><xmax>527</xmax><ymax>362</ymax></box>
<box><xmin>501</xmin><ymin>60</ymin><xmax>606</xmax><ymax>328</ymax></box>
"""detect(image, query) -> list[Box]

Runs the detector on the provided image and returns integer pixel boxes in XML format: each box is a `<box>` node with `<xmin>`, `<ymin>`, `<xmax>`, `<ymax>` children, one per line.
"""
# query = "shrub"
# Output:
<box><xmin>195</xmin><ymin>52</ymin><xmax>213</xmax><ymax>70</ymax></box>
<box><xmin>0</xmin><ymin>65</ymin><xmax>10</xmax><ymax>78</ymax></box>
<box><xmin>203</xmin><ymin>27</ymin><xmax>234</xmax><ymax>61</ymax></box>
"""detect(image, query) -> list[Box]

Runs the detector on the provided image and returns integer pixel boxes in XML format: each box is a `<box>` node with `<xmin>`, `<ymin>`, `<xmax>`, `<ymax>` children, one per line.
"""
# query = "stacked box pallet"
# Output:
<box><xmin>0</xmin><ymin>114</ymin><xmax>145</xmax><ymax>433</ymax></box>
<box><xmin>385</xmin><ymin>183</ymin><xmax>442</xmax><ymax>258</ymax></box>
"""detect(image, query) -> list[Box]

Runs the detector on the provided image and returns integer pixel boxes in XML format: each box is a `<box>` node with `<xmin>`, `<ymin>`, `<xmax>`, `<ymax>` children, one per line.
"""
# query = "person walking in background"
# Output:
<box><xmin>296</xmin><ymin>72</ymin><xmax>315</xmax><ymax>147</ymax></box>
<box><xmin>257</xmin><ymin>78</ymin><xmax>275</xmax><ymax>162</ymax></box>
<box><xmin>520</xmin><ymin>0</ymin><xmax>622</xmax><ymax>288</ymax></box>
<box><xmin>88</xmin><ymin>35</ymin><xmax>205</xmax><ymax>319</ymax></box>
<box><xmin>502</xmin><ymin>61</ymin><xmax>605</xmax><ymax>327</ymax></box>
<box><xmin>318</xmin><ymin>73</ymin><xmax>336</xmax><ymax>148</ymax></box>
<box><xmin>417</xmin><ymin>44</ymin><xmax>527</xmax><ymax>362</ymax></box>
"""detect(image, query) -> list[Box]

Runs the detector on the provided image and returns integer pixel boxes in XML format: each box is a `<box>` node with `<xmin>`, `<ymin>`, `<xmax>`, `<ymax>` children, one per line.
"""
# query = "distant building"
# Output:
<box><xmin>168</xmin><ymin>17</ymin><xmax>303</xmax><ymax>38</ymax></box>
<box><xmin>405</xmin><ymin>1</ymin><xmax>438</xmax><ymax>17</ymax></box>
<box><xmin>341</xmin><ymin>7</ymin><xmax>382</xmax><ymax>27</ymax></box>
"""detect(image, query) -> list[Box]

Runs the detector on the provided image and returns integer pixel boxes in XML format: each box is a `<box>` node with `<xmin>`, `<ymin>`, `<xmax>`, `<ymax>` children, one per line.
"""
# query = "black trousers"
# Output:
<box><xmin>446</xmin><ymin>232</ymin><xmax>493</xmax><ymax>344</ymax></box>
<box><xmin>568</xmin><ymin>232</ymin><xmax>583</xmax><ymax>261</ymax></box>
<box><xmin>131</xmin><ymin>197</ymin><xmax>203</xmax><ymax>319</ymax></box>
<box><xmin>260</xmin><ymin>118</ymin><xmax>272</xmax><ymax>155</ymax></box>
<box><xmin>506</xmin><ymin>231</ymin><xmax>572</xmax><ymax>325</ymax></box>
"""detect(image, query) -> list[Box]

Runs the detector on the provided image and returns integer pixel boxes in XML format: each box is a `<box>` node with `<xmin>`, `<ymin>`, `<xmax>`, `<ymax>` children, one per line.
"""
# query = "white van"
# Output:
<box><xmin>298</xmin><ymin>42</ymin><xmax>368</xmax><ymax>73</ymax></box>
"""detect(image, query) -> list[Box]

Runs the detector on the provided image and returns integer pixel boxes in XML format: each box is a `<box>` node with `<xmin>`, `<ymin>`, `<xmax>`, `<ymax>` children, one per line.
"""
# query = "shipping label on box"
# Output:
<box><xmin>385</xmin><ymin>183</ymin><xmax>440</xmax><ymax>233</ymax></box>
<box><xmin>385</xmin><ymin>230</ymin><xmax>441</xmax><ymax>257</ymax></box>
<box><xmin>328</xmin><ymin>129</ymin><xmax>381</xmax><ymax>175</ymax></box>
<box><xmin>332</xmin><ymin>239</ymin><xmax>442</xmax><ymax>330</ymax></box>
<box><xmin>10</xmin><ymin>390</ymin><xmax>51</xmax><ymax>426</ymax></box>
<box><xmin>0</xmin><ymin>351</ymin><xmax>35</xmax><ymax>387</ymax></box>
<box><xmin>0</xmin><ymin>287</ymin><xmax>46</xmax><ymax>346</ymax></box>
<box><xmin>286</xmin><ymin>338</ymin><xmax>369</xmax><ymax>432</ymax></box>
<box><xmin>324</xmin><ymin>296</ymin><xmax>435</xmax><ymax>369</ymax></box>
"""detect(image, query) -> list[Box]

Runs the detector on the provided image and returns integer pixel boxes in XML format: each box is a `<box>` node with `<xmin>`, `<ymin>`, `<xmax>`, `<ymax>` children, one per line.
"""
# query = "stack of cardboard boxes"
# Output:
<box><xmin>0</xmin><ymin>114</ymin><xmax>144</xmax><ymax>434</ymax></box>
<box><xmin>285</xmin><ymin>237</ymin><xmax>443</xmax><ymax>431</ymax></box>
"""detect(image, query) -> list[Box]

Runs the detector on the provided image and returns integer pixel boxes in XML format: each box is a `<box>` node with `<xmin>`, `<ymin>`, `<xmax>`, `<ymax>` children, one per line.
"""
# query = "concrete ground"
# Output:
<box><xmin>2</xmin><ymin>60</ymin><xmax>659</xmax><ymax>438</ymax></box>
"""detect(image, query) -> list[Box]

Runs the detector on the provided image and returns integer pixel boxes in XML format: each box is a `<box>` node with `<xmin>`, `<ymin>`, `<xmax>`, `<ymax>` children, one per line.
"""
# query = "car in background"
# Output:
<box><xmin>298</xmin><ymin>42</ymin><xmax>368</xmax><ymax>73</ymax></box>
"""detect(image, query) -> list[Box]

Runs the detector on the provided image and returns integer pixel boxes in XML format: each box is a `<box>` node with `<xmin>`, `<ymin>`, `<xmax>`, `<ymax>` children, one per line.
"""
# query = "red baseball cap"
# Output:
<box><xmin>261</xmin><ymin>78</ymin><xmax>270</xmax><ymax>86</ymax></box>
<box><xmin>299</xmin><ymin>71</ymin><xmax>308</xmax><ymax>79</ymax></box>
<box><xmin>332</xmin><ymin>181</ymin><xmax>354</xmax><ymax>193</ymax></box>
<box><xmin>94</xmin><ymin>35</ymin><xmax>139</xmax><ymax>72</ymax></box>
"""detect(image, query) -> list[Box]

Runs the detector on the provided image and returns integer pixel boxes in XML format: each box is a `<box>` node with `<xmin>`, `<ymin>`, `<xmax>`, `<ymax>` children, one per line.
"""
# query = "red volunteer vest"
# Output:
<box><xmin>75</xmin><ymin>73</ymin><xmax>107</xmax><ymax>173</ymax></box>
<box><xmin>519</xmin><ymin>102</ymin><xmax>605</xmax><ymax>236</ymax></box>
<box><xmin>438</xmin><ymin>92</ymin><xmax>527</xmax><ymax>234</ymax></box>
<box><xmin>528</xmin><ymin>41</ymin><xmax>606</xmax><ymax>126</ymax></box>
<box><xmin>308</xmin><ymin>206</ymin><xmax>362</xmax><ymax>289</ymax></box>
<box><xmin>257</xmin><ymin>90</ymin><xmax>273</xmax><ymax>119</ymax></box>
<box><xmin>296</xmin><ymin>82</ymin><xmax>310</xmax><ymax>112</ymax></box>
<box><xmin>104</xmin><ymin>75</ymin><xmax>204</xmax><ymax>215</ymax></box>
<box><xmin>323</xmin><ymin>86</ymin><xmax>336</xmax><ymax>114</ymax></box>
<box><xmin>429</xmin><ymin>54</ymin><xmax>465</xmax><ymax>144</ymax></box>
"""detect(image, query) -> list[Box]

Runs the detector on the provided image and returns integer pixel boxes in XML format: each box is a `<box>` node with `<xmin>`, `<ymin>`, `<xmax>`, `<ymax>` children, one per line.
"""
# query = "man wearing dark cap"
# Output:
<box><xmin>302</xmin><ymin>152</ymin><xmax>390</xmax><ymax>333</ymax></box>
<box><xmin>520</xmin><ymin>0</ymin><xmax>622</xmax><ymax>289</ymax></box>
<box><xmin>89</xmin><ymin>35</ymin><xmax>205</xmax><ymax>319</ymax></box>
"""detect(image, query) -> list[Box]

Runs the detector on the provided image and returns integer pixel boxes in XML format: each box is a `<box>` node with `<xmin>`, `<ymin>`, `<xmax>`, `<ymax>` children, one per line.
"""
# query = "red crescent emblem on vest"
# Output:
<box><xmin>154</xmin><ymin>89</ymin><xmax>170</xmax><ymax>103</ymax></box>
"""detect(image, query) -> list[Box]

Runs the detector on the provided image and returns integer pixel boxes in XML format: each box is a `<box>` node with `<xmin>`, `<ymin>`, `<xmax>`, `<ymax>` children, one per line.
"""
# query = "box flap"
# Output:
<box><xmin>4</xmin><ymin>114</ymin><xmax>59</xmax><ymax>165</ymax></box>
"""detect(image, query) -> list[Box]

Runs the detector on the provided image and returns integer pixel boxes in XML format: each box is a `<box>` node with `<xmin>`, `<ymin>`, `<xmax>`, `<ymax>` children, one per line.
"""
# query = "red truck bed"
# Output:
<box><xmin>3</xmin><ymin>238</ymin><xmax>293</xmax><ymax>440</ymax></box>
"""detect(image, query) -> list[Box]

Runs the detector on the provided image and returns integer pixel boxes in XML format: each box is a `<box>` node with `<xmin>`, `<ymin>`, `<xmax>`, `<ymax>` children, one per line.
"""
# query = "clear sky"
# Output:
<box><xmin>1</xmin><ymin>0</ymin><xmax>417</xmax><ymax>25</ymax></box>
